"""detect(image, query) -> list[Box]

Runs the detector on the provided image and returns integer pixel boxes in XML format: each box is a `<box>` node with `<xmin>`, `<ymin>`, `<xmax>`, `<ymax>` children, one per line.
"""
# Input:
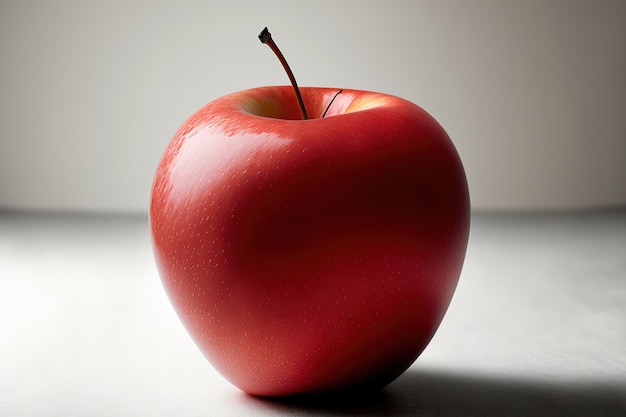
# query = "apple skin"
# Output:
<box><xmin>150</xmin><ymin>86</ymin><xmax>470</xmax><ymax>397</ymax></box>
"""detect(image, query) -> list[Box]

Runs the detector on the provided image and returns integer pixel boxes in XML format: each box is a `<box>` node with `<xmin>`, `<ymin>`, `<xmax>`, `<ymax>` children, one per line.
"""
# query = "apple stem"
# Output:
<box><xmin>322</xmin><ymin>89</ymin><xmax>343</xmax><ymax>118</ymax></box>
<box><xmin>259</xmin><ymin>27</ymin><xmax>308</xmax><ymax>120</ymax></box>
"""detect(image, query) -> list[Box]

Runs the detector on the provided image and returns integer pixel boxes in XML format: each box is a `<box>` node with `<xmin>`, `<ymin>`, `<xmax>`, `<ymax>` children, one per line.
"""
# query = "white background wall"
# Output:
<box><xmin>1</xmin><ymin>0</ymin><xmax>625</xmax><ymax>213</ymax></box>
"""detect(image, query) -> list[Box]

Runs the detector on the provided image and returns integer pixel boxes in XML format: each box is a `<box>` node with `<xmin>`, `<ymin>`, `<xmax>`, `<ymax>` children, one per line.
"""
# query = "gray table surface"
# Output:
<box><xmin>1</xmin><ymin>210</ymin><xmax>625</xmax><ymax>416</ymax></box>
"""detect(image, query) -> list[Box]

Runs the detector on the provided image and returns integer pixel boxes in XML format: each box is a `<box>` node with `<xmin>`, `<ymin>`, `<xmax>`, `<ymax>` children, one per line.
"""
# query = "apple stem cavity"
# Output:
<box><xmin>259</xmin><ymin>27</ymin><xmax>308</xmax><ymax>120</ymax></box>
<box><xmin>322</xmin><ymin>89</ymin><xmax>343</xmax><ymax>118</ymax></box>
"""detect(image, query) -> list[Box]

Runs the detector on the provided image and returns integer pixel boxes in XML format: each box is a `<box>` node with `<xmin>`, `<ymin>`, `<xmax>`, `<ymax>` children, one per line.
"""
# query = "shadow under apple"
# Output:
<box><xmin>242</xmin><ymin>368</ymin><xmax>626</xmax><ymax>416</ymax></box>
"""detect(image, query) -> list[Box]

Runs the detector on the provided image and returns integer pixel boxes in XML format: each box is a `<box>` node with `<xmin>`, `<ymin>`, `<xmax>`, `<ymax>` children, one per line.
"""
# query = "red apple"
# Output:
<box><xmin>151</xmin><ymin>27</ymin><xmax>469</xmax><ymax>397</ymax></box>
<box><xmin>149</xmin><ymin>85</ymin><xmax>470</xmax><ymax>396</ymax></box>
